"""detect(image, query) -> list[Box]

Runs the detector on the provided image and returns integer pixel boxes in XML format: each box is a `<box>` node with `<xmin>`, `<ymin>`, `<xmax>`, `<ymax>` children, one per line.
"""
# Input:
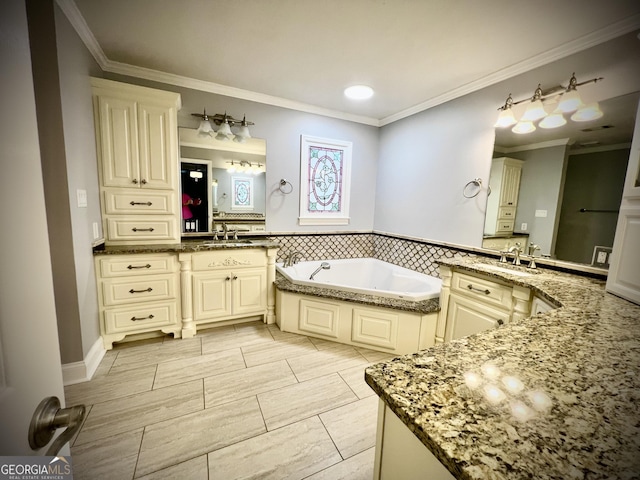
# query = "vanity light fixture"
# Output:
<box><xmin>226</xmin><ymin>160</ymin><xmax>264</xmax><ymax>175</ymax></box>
<box><xmin>191</xmin><ymin>110</ymin><xmax>255</xmax><ymax>142</ymax></box>
<box><xmin>495</xmin><ymin>73</ymin><xmax>603</xmax><ymax>134</ymax></box>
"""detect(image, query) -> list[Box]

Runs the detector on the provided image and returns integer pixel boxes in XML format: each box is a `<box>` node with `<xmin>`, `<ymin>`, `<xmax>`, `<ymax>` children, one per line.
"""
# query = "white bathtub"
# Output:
<box><xmin>276</xmin><ymin>258</ymin><xmax>441</xmax><ymax>301</ymax></box>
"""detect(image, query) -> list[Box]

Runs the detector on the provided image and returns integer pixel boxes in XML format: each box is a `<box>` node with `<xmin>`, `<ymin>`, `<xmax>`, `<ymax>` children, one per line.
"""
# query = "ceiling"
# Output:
<box><xmin>64</xmin><ymin>0</ymin><xmax>640</xmax><ymax>126</ymax></box>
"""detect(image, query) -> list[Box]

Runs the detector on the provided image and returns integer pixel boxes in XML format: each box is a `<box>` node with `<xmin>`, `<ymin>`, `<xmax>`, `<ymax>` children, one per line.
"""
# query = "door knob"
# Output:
<box><xmin>28</xmin><ymin>396</ymin><xmax>86</xmax><ymax>455</ymax></box>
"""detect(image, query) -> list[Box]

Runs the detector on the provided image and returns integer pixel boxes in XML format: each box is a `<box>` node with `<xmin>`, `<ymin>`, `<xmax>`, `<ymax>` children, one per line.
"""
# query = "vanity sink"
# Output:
<box><xmin>201</xmin><ymin>239</ymin><xmax>254</xmax><ymax>246</ymax></box>
<box><xmin>480</xmin><ymin>264</ymin><xmax>533</xmax><ymax>277</ymax></box>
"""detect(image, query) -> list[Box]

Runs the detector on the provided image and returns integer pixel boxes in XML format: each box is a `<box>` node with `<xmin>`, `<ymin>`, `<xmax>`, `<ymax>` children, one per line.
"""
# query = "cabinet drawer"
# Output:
<box><xmin>101</xmin><ymin>274</ymin><xmax>177</xmax><ymax>306</ymax></box>
<box><xmin>498</xmin><ymin>206</ymin><xmax>516</xmax><ymax>219</ymax></box>
<box><xmin>495</xmin><ymin>219</ymin><xmax>514</xmax><ymax>233</ymax></box>
<box><xmin>451</xmin><ymin>271</ymin><xmax>512</xmax><ymax>310</ymax></box>
<box><xmin>104</xmin><ymin>190</ymin><xmax>176</xmax><ymax>215</ymax></box>
<box><xmin>445</xmin><ymin>293</ymin><xmax>510</xmax><ymax>342</ymax></box>
<box><xmin>191</xmin><ymin>249</ymin><xmax>267</xmax><ymax>271</ymax></box>
<box><xmin>104</xmin><ymin>301</ymin><xmax>178</xmax><ymax>334</ymax></box>
<box><xmin>97</xmin><ymin>254</ymin><xmax>177</xmax><ymax>277</ymax></box>
<box><xmin>107</xmin><ymin>217</ymin><xmax>179</xmax><ymax>242</ymax></box>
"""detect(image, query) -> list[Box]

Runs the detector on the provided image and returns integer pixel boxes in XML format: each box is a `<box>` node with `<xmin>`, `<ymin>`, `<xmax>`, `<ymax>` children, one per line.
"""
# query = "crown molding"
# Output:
<box><xmin>494</xmin><ymin>138</ymin><xmax>571</xmax><ymax>154</ymax></box>
<box><xmin>58</xmin><ymin>0</ymin><xmax>639</xmax><ymax>128</ymax></box>
<box><xmin>379</xmin><ymin>14</ymin><xmax>640</xmax><ymax>126</ymax></box>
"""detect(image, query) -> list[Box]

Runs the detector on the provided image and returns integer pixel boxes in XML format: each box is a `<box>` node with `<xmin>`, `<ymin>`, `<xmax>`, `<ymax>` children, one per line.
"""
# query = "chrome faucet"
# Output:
<box><xmin>508</xmin><ymin>242</ymin><xmax>522</xmax><ymax>266</ymax></box>
<box><xmin>283</xmin><ymin>251</ymin><xmax>304</xmax><ymax>268</ymax></box>
<box><xmin>309</xmin><ymin>262</ymin><xmax>330</xmax><ymax>280</ymax></box>
<box><xmin>222</xmin><ymin>223</ymin><xmax>229</xmax><ymax>240</ymax></box>
<box><xmin>527</xmin><ymin>243</ymin><xmax>540</xmax><ymax>269</ymax></box>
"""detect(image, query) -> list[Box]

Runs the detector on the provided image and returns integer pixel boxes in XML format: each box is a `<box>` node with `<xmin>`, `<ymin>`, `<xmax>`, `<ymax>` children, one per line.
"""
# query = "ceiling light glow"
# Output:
<box><xmin>344</xmin><ymin>85</ymin><xmax>374</xmax><ymax>100</ymax></box>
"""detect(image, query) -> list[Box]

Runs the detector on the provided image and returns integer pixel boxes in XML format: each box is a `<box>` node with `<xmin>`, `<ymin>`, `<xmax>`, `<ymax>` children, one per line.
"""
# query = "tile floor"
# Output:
<box><xmin>66</xmin><ymin>321</ymin><xmax>394</xmax><ymax>479</ymax></box>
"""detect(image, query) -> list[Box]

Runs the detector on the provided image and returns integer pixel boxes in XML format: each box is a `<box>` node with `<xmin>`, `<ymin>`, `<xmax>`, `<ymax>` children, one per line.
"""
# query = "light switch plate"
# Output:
<box><xmin>77</xmin><ymin>189</ymin><xmax>88</xmax><ymax>208</ymax></box>
<box><xmin>92</xmin><ymin>222</ymin><xmax>100</xmax><ymax>240</ymax></box>
<box><xmin>534</xmin><ymin>209</ymin><xmax>547</xmax><ymax>218</ymax></box>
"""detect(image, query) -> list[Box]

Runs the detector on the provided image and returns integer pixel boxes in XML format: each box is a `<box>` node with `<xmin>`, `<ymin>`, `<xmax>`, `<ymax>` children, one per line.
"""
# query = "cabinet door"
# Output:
<box><xmin>137</xmin><ymin>102</ymin><xmax>177</xmax><ymax>190</ymax></box>
<box><xmin>192</xmin><ymin>272</ymin><xmax>232</xmax><ymax>321</ymax></box>
<box><xmin>500</xmin><ymin>163</ymin><xmax>522</xmax><ymax>206</ymax></box>
<box><xmin>445</xmin><ymin>293</ymin><xmax>509</xmax><ymax>342</ymax></box>
<box><xmin>97</xmin><ymin>95</ymin><xmax>140</xmax><ymax>188</ymax></box>
<box><xmin>232</xmin><ymin>268</ymin><xmax>267</xmax><ymax>316</ymax></box>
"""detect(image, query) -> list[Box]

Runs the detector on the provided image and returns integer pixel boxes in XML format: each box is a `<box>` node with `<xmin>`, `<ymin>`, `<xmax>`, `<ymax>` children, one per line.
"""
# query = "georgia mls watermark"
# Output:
<box><xmin>0</xmin><ymin>456</ymin><xmax>73</xmax><ymax>480</ymax></box>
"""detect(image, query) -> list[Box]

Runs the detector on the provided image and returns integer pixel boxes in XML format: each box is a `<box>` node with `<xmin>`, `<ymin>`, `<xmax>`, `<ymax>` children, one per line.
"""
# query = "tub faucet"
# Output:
<box><xmin>309</xmin><ymin>262</ymin><xmax>331</xmax><ymax>280</ymax></box>
<box><xmin>284</xmin><ymin>251</ymin><xmax>304</xmax><ymax>268</ymax></box>
<box><xmin>508</xmin><ymin>243</ymin><xmax>522</xmax><ymax>266</ymax></box>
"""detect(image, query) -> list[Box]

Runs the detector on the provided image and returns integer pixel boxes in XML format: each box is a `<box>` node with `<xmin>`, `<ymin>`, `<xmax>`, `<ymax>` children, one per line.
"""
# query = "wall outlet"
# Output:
<box><xmin>521</xmin><ymin>223</ymin><xmax>527</xmax><ymax>231</ymax></box>
<box><xmin>592</xmin><ymin>246</ymin><xmax>612</xmax><ymax>268</ymax></box>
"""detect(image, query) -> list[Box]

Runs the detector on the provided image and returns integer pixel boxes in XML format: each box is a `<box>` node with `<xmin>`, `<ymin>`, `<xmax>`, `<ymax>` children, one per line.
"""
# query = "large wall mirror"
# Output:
<box><xmin>485</xmin><ymin>91</ymin><xmax>639</xmax><ymax>268</ymax></box>
<box><xmin>178</xmin><ymin>128</ymin><xmax>267</xmax><ymax>236</ymax></box>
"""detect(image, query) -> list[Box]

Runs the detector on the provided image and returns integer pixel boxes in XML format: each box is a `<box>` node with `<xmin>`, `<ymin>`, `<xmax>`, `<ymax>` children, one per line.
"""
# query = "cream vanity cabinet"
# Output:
<box><xmin>95</xmin><ymin>253</ymin><xmax>181</xmax><ymax>349</ymax></box>
<box><xmin>436</xmin><ymin>265</ymin><xmax>532</xmax><ymax>343</ymax></box>
<box><xmin>91</xmin><ymin>77</ymin><xmax>181</xmax><ymax>245</ymax></box>
<box><xmin>484</xmin><ymin>157</ymin><xmax>523</xmax><ymax>236</ymax></box>
<box><xmin>178</xmin><ymin>248</ymin><xmax>278</xmax><ymax>337</ymax></box>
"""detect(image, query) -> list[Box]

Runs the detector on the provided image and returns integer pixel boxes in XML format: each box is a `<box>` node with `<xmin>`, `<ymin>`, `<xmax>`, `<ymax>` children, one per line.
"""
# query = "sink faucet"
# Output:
<box><xmin>222</xmin><ymin>223</ymin><xmax>229</xmax><ymax>240</ymax></box>
<box><xmin>508</xmin><ymin>242</ymin><xmax>522</xmax><ymax>266</ymax></box>
<box><xmin>283</xmin><ymin>251</ymin><xmax>304</xmax><ymax>268</ymax></box>
<box><xmin>527</xmin><ymin>243</ymin><xmax>540</xmax><ymax>269</ymax></box>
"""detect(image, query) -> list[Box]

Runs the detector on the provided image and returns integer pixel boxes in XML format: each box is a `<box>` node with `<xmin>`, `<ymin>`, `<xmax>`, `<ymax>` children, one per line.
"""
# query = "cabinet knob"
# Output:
<box><xmin>140</xmin><ymin>179</ymin><xmax>147</xmax><ymax>185</ymax></box>
<box><xmin>132</xmin><ymin>179</ymin><xmax>138</xmax><ymax>184</ymax></box>
<box><xmin>497</xmin><ymin>319</ymin><xmax>504</xmax><ymax>326</ymax></box>
<box><xmin>233</xmin><ymin>275</ymin><xmax>238</xmax><ymax>280</ymax></box>
<box><xmin>225</xmin><ymin>276</ymin><xmax>231</xmax><ymax>281</ymax></box>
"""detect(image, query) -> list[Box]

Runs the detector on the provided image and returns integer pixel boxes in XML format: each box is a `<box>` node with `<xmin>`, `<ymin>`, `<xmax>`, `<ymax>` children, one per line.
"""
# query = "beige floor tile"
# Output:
<box><xmin>75</xmin><ymin>380</ymin><xmax>204</xmax><ymax>445</ymax></box>
<box><xmin>135</xmin><ymin>455</ymin><xmax>208</xmax><ymax>480</ymax></box>
<box><xmin>135</xmin><ymin>397</ymin><xmax>266</xmax><ymax>477</ymax></box>
<box><xmin>319</xmin><ymin>395</ymin><xmax>379</xmax><ymax>459</ymax></box>
<box><xmin>242</xmin><ymin>335</ymin><xmax>318</xmax><ymax>367</ymax></box>
<box><xmin>64</xmin><ymin>365</ymin><xmax>156</xmax><ymax>406</ymax></box>
<box><xmin>287</xmin><ymin>345</ymin><xmax>369</xmax><ymax>382</ymax></box>
<box><xmin>338</xmin><ymin>364</ymin><xmax>377</xmax><ymax>399</ymax></box>
<box><xmin>201</xmin><ymin>326</ymin><xmax>274</xmax><ymax>354</ymax></box>
<box><xmin>71</xmin><ymin>428</ymin><xmax>143</xmax><ymax>480</ymax></box>
<box><xmin>92</xmin><ymin>350</ymin><xmax>118</xmax><ymax>378</ymax></box>
<box><xmin>154</xmin><ymin>348</ymin><xmax>245</xmax><ymax>389</ymax></box>
<box><xmin>354</xmin><ymin>346</ymin><xmax>397</xmax><ymax>363</ymax></box>
<box><xmin>207</xmin><ymin>416</ymin><xmax>341</xmax><ymax>480</ymax></box>
<box><xmin>258</xmin><ymin>373</ymin><xmax>357</xmax><ymax>430</ymax></box>
<box><xmin>305</xmin><ymin>447</ymin><xmax>376</xmax><ymax>480</ymax></box>
<box><xmin>267</xmin><ymin>324</ymin><xmax>307</xmax><ymax>341</ymax></box>
<box><xmin>204</xmin><ymin>359</ymin><xmax>297</xmax><ymax>408</ymax></box>
<box><xmin>110</xmin><ymin>337</ymin><xmax>202</xmax><ymax>372</ymax></box>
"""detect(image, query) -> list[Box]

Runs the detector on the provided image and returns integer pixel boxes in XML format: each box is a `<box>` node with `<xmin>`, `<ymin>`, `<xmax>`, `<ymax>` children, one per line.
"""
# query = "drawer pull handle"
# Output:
<box><xmin>127</xmin><ymin>264</ymin><xmax>151</xmax><ymax>270</ymax></box>
<box><xmin>130</xmin><ymin>201</ymin><xmax>153</xmax><ymax>206</ymax></box>
<box><xmin>132</xmin><ymin>227</ymin><xmax>155</xmax><ymax>232</ymax></box>
<box><xmin>467</xmin><ymin>284</ymin><xmax>491</xmax><ymax>295</ymax></box>
<box><xmin>129</xmin><ymin>287</ymin><xmax>153</xmax><ymax>294</ymax></box>
<box><xmin>131</xmin><ymin>314</ymin><xmax>154</xmax><ymax>321</ymax></box>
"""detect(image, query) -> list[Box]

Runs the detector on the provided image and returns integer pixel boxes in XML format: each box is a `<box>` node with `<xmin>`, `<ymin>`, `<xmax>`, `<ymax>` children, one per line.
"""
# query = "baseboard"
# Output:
<box><xmin>62</xmin><ymin>337</ymin><xmax>106</xmax><ymax>386</ymax></box>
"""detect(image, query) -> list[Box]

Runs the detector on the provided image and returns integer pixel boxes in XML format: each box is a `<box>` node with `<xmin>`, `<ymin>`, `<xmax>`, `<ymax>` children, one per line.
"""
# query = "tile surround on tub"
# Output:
<box><xmin>270</xmin><ymin>233</ymin><xmax>476</xmax><ymax>278</ymax></box>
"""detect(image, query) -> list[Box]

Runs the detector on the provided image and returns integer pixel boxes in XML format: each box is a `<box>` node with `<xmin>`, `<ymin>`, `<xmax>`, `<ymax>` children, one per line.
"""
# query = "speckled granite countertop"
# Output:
<box><xmin>274</xmin><ymin>273</ymin><xmax>440</xmax><ymax>315</ymax></box>
<box><xmin>92</xmin><ymin>238</ymin><xmax>280</xmax><ymax>255</ymax></box>
<box><xmin>365</xmin><ymin>257</ymin><xmax>640</xmax><ymax>479</ymax></box>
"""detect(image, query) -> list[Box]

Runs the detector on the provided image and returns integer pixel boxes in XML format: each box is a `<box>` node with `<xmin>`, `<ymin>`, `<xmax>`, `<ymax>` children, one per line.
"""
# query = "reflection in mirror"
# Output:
<box><xmin>486</xmin><ymin>91</ymin><xmax>639</xmax><ymax>268</ymax></box>
<box><xmin>178</xmin><ymin>128</ymin><xmax>266</xmax><ymax>236</ymax></box>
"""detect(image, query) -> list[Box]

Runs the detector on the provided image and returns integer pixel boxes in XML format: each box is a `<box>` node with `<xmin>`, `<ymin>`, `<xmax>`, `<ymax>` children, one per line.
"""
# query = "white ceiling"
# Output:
<box><xmin>64</xmin><ymin>0</ymin><xmax>640</xmax><ymax>126</ymax></box>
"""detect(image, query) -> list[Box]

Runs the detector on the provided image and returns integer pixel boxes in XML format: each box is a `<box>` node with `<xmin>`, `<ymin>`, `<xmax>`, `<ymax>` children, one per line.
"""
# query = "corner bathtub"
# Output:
<box><xmin>276</xmin><ymin>258</ymin><xmax>441</xmax><ymax>301</ymax></box>
<box><xmin>275</xmin><ymin>258</ymin><xmax>441</xmax><ymax>354</ymax></box>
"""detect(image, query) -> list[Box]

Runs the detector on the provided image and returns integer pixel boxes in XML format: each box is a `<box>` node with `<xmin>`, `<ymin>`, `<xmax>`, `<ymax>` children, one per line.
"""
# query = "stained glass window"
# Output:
<box><xmin>231</xmin><ymin>176</ymin><xmax>253</xmax><ymax>210</ymax></box>
<box><xmin>299</xmin><ymin>135</ymin><xmax>352</xmax><ymax>225</ymax></box>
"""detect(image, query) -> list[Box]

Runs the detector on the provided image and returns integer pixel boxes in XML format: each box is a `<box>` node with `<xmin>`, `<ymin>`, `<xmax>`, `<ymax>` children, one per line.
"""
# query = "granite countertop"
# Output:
<box><xmin>92</xmin><ymin>238</ymin><xmax>280</xmax><ymax>255</ymax></box>
<box><xmin>274</xmin><ymin>272</ymin><xmax>440</xmax><ymax>315</ymax></box>
<box><xmin>365</xmin><ymin>257</ymin><xmax>640</xmax><ymax>479</ymax></box>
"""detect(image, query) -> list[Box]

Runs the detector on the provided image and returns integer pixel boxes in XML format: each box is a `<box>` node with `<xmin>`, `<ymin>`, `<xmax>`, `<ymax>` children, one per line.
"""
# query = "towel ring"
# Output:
<box><xmin>279</xmin><ymin>179</ymin><xmax>293</xmax><ymax>194</ymax></box>
<box><xmin>463</xmin><ymin>178</ymin><xmax>483</xmax><ymax>198</ymax></box>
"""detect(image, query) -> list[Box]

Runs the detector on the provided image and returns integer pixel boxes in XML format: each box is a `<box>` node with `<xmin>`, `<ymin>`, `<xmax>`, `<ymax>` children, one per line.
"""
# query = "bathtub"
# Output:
<box><xmin>276</xmin><ymin>258</ymin><xmax>441</xmax><ymax>301</ymax></box>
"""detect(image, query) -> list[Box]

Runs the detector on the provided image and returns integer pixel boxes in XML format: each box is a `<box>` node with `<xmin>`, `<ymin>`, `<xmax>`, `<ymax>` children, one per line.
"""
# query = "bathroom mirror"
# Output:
<box><xmin>179</xmin><ymin>127</ymin><xmax>267</xmax><ymax>235</ymax></box>
<box><xmin>485</xmin><ymin>91</ymin><xmax>639</xmax><ymax>267</ymax></box>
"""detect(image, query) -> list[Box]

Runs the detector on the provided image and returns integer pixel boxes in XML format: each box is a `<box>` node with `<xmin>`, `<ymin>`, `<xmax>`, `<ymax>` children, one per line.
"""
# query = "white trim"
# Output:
<box><xmin>298</xmin><ymin>217</ymin><xmax>350</xmax><ymax>226</ymax></box>
<box><xmin>494</xmin><ymin>138</ymin><xmax>571</xmax><ymax>154</ymax></box>
<box><xmin>61</xmin><ymin>337</ymin><xmax>106</xmax><ymax>386</ymax></box>
<box><xmin>58</xmin><ymin>0</ymin><xmax>640</xmax><ymax>127</ymax></box>
<box><xmin>379</xmin><ymin>14</ymin><xmax>640</xmax><ymax>126</ymax></box>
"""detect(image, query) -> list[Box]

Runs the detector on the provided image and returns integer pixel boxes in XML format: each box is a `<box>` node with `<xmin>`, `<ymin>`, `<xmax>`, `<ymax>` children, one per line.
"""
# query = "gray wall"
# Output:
<box><xmin>374</xmin><ymin>31</ymin><xmax>640</xmax><ymax>249</ymax></box>
<box><xmin>555</xmin><ymin>148</ymin><xmax>630</xmax><ymax>264</ymax></box>
<box><xmin>508</xmin><ymin>145</ymin><xmax>568</xmax><ymax>257</ymax></box>
<box><xmin>103</xmin><ymin>73</ymin><xmax>381</xmax><ymax>234</ymax></box>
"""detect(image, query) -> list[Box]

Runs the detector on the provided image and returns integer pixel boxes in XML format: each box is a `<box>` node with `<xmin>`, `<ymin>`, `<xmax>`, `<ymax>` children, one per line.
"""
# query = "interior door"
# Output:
<box><xmin>0</xmin><ymin>0</ymin><xmax>67</xmax><ymax>455</ymax></box>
